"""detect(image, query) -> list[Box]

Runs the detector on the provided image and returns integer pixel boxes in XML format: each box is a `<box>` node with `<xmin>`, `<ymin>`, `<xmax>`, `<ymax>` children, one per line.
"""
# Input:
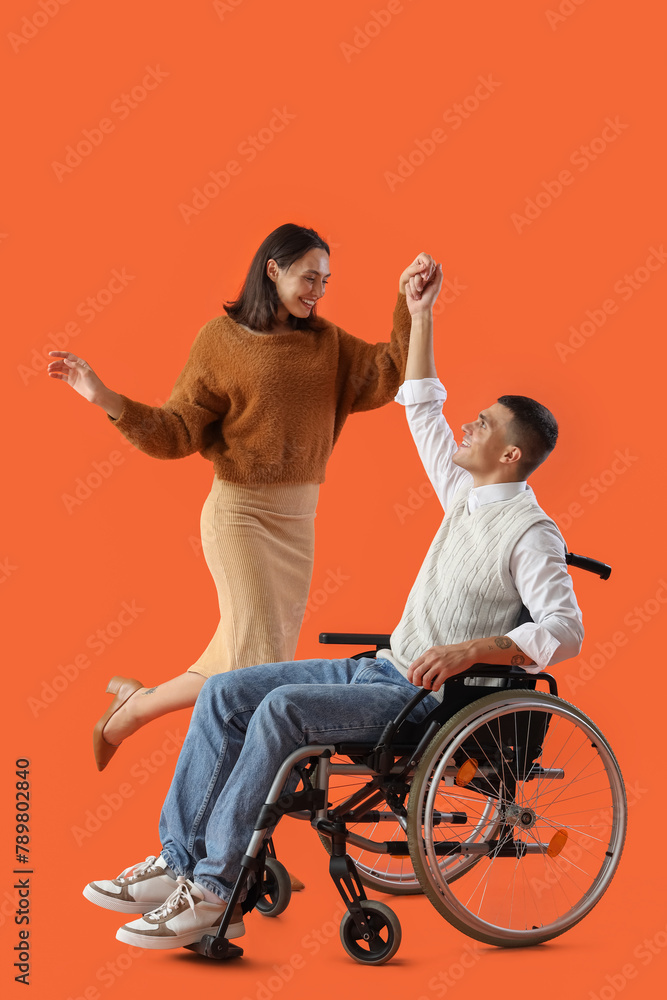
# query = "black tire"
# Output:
<box><xmin>256</xmin><ymin>857</ymin><xmax>292</xmax><ymax>917</ymax></box>
<box><xmin>407</xmin><ymin>691</ymin><xmax>627</xmax><ymax>947</ymax></box>
<box><xmin>339</xmin><ymin>900</ymin><xmax>401</xmax><ymax>965</ymax></box>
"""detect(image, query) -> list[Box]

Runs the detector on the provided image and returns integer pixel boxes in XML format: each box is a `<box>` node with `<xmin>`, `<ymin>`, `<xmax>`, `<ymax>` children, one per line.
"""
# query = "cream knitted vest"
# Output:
<box><xmin>380</xmin><ymin>488</ymin><xmax>559</xmax><ymax>703</ymax></box>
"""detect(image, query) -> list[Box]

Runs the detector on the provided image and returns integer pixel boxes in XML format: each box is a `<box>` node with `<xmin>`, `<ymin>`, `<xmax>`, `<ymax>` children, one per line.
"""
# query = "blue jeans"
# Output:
<box><xmin>159</xmin><ymin>656</ymin><xmax>439</xmax><ymax>901</ymax></box>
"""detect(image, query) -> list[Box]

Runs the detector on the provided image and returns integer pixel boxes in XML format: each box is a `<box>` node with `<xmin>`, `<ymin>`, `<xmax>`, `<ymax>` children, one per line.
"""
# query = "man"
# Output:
<box><xmin>83</xmin><ymin>256</ymin><xmax>583</xmax><ymax>950</ymax></box>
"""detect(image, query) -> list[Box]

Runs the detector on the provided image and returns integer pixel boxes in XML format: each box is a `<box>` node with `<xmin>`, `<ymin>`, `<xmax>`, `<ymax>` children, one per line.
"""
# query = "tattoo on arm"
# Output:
<box><xmin>486</xmin><ymin>636</ymin><xmax>534</xmax><ymax>666</ymax></box>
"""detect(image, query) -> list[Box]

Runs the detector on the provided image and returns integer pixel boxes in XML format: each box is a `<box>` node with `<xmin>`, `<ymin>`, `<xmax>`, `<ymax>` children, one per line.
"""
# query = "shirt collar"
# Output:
<box><xmin>467</xmin><ymin>481</ymin><xmax>528</xmax><ymax>513</ymax></box>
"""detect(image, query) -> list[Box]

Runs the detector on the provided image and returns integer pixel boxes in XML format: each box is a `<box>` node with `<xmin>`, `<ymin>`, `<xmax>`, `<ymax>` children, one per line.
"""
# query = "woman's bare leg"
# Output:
<box><xmin>102</xmin><ymin>672</ymin><xmax>207</xmax><ymax>745</ymax></box>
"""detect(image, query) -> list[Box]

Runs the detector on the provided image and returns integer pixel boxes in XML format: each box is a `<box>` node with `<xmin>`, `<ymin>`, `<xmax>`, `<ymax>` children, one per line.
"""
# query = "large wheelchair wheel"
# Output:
<box><xmin>407</xmin><ymin>691</ymin><xmax>626</xmax><ymax>947</ymax></box>
<box><xmin>318</xmin><ymin>754</ymin><xmax>501</xmax><ymax>894</ymax></box>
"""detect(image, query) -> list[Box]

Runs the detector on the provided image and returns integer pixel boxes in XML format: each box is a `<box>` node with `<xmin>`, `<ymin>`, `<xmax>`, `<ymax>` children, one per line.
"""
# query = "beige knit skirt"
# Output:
<box><xmin>188</xmin><ymin>478</ymin><xmax>320</xmax><ymax>678</ymax></box>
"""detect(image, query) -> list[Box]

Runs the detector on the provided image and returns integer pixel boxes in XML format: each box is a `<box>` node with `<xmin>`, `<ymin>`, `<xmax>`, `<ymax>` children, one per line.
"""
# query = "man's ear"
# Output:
<box><xmin>500</xmin><ymin>445</ymin><xmax>522</xmax><ymax>467</ymax></box>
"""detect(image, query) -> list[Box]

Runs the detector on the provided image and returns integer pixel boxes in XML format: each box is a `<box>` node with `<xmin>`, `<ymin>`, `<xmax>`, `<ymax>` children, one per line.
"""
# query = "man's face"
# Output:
<box><xmin>453</xmin><ymin>402</ymin><xmax>519</xmax><ymax>479</ymax></box>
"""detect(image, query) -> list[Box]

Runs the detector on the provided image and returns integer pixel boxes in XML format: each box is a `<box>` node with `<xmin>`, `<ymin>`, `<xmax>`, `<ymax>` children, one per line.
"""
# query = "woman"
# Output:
<box><xmin>48</xmin><ymin>224</ymin><xmax>434</xmax><ymax>776</ymax></box>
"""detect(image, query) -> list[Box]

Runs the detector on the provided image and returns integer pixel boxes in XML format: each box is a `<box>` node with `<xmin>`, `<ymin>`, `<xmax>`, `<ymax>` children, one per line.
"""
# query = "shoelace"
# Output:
<box><xmin>146</xmin><ymin>878</ymin><xmax>196</xmax><ymax>921</ymax></box>
<box><xmin>116</xmin><ymin>855</ymin><xmax>159</xmax><ymax>883</ymax></box>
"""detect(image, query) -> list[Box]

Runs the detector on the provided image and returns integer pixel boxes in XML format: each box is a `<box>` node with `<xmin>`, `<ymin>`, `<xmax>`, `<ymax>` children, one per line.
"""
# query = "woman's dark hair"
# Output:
<box><xmin>497</xmin><ymin>395</ymin><xmax>559</xmax><ymax>477</ymax></box>
<box><xmin>224</xmin><ymin>223</ymin><xmax>330</xmax><ymax>332</ymax></box>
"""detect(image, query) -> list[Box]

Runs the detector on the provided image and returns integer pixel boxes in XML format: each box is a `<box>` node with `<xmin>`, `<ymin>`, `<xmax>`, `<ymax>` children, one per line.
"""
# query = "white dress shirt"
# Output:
<box><xmin>394</xmin><ymin>378</ymin><xmax>583</xmax><ymax>670</ymax></box>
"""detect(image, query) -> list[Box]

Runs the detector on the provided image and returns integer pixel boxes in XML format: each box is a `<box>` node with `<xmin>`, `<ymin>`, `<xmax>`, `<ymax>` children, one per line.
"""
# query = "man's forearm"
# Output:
<box><xmin>405</xmin><ymin>311</ymin><xmax>437</xmax><ymax>380</ymax></box>
<box><xmin>468</xmin><ymin>636</ymin><xmax>536</xmax><ymax>669</ymax></box>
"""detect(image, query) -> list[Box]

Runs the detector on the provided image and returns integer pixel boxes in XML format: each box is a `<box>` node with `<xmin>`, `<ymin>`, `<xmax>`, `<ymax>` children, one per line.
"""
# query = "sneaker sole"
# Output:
<box><xmin>83</xmin><ymin>883</ymin><xmax>175</xmax><ymax>914</ymax></box>
<box><xmin>115</xmin><ymin>921</ymin><xmax>245</xmax><ymax>949</ymax></box>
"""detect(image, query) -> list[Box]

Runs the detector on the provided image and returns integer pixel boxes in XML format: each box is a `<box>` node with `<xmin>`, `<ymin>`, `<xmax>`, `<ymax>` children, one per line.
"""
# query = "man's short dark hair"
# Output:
<box><xmin>497</xmin><ymin>395</ymin><xmax>559</xmax><ymax>478</ymax></box>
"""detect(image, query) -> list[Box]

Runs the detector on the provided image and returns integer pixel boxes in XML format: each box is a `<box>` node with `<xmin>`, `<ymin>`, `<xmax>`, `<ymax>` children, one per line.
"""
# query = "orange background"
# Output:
<box><xmin>2</xmin><ymin>0</ymin><xmax>666</xmax><ymax>997</ymax></box>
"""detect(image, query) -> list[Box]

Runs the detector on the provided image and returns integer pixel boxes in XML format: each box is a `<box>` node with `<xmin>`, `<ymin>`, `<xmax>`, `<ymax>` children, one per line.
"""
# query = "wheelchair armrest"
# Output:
<box><xmin>319</xmin><ymin>632</ymin><xmax>392</xmax><ymax>647</ymax></box>
<box><xmin>456</xmin><ymin>663</ymin><xmax>558</xmax><ymax>696</ymax></box>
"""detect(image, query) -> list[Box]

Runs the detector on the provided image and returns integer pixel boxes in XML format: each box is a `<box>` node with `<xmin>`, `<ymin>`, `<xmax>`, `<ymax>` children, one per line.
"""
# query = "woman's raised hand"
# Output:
<box><xmin>47</xmin><ymin>352</ymin><xmax>122</xmax><ymax>416</ymax></box>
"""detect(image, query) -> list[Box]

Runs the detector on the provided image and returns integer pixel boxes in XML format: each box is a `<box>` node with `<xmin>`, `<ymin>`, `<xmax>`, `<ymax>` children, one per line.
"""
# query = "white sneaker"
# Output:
<box><xmin>83</xmin><ymin>855</ymin><xmax>180</xmax><ymax>914</ymax></box>
<box><xmin>115</xmin><ymin>879</ymin><xmax>245</xmax><ymax>950</ymax></box>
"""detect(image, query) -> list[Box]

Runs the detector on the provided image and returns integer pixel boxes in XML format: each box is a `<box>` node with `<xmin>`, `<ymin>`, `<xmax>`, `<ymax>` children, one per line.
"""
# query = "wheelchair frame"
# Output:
<box><xmin>186</xmin><ymin>553</ymin><xmax>626</xmax><ymax>965</ymax></box>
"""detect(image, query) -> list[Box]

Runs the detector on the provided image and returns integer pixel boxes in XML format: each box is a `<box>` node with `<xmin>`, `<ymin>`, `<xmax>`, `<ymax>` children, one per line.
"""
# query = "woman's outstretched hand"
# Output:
<box><xmin>399</xmin><ymin>252</ymin><xmax>437</xmax><ymax>297</ymax></box>
<box><xmin>47</xmin><ymin>352</ymin><xmax>122</xmax><ymax>417</ymax></box>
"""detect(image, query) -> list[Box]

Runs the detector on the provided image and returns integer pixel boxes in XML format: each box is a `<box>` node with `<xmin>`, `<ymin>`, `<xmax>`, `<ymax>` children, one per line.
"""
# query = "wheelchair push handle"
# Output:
<box><xmin>565</xmin><ymin>552</ymin><xmax>612</xmax><ymax>580</ymax></box>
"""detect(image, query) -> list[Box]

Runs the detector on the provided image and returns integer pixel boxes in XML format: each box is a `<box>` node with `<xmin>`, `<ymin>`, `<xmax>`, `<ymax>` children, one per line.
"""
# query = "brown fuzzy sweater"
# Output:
<box><xmin>109</xmin><ymin>292</ymin><xmax>412</xmax><ymax>485</ymax></box>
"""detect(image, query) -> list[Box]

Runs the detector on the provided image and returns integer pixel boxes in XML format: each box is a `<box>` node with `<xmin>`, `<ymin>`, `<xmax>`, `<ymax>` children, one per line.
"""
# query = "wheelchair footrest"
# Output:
<box><xmin>184</xmin><ymin>936</ymin><xmax>244</xmax><ymax>960</ymax></box>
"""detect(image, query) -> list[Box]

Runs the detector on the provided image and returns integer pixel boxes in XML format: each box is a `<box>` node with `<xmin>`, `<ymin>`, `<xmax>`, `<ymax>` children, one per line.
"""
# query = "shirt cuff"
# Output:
<box><xmin>395</xmin><ymin>377</ymin><xmax>448</xmax><ymax>406</ymax></box>
<box><xmin>505</xmin><ymin>623</ymin><xmax>560</xmax><ymax>671</ymax></box>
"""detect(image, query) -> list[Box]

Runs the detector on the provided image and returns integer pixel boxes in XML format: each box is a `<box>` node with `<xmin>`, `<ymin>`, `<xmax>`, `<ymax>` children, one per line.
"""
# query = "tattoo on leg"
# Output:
<box><xmin>511</xmin><ymin>654</ymin><xmax>526</xmax><ymax>666</ymax></box>
<box><xmin>494</xmin><ymin>637</ymin><xmax>512</xmax><ymax>649</ymax></box>
<box><xmin>141</xmin><ymin>687</ymin><xmax>157</xmax><ymax>696</ymax></box>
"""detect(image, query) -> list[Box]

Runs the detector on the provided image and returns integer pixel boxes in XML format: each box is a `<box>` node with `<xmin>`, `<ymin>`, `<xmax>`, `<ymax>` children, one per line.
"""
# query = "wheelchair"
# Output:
<box><xmin>187</xmin><ymin>553</ymin><xmax>626</xmax><ymax>965</ymax></box>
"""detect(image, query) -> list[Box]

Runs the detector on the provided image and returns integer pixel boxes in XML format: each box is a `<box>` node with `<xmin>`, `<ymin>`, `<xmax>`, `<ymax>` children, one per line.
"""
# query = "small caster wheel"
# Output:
<box><xmin>339</xmin><ymin>900</ymin><xmax>402</xmax><ymax>965</ymax></box>
<box><xmin>256</xmin><ymin>857</ymin><xmax>292</xmax><ymax>917</ymax></box>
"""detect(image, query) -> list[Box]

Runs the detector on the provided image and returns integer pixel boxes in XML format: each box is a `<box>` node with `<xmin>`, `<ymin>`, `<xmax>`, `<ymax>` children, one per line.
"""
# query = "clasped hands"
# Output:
<box><xmin>399</xmin><ymin>252</ymin><xmax>443</xmax><ymax>313</ymax></box>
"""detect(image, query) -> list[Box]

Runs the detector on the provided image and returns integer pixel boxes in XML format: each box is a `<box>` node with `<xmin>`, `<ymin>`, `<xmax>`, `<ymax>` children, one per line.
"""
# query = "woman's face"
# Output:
<box><xmin>268</xmin><ymin>248</ymin><xmax>330</xmax><ymax>322</ymax></box>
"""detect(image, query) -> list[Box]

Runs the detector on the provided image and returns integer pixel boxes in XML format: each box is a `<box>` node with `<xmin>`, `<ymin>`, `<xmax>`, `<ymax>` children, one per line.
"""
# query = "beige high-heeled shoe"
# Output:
<box><xmin>289</xmin><ymin>872</ymin><xmax>305</xmax><ymax>892</ymax></box>
<box><xmin>93</xmin><ymin>676</ymin><xmax>144</xmax><ymax>771</ymax></box>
